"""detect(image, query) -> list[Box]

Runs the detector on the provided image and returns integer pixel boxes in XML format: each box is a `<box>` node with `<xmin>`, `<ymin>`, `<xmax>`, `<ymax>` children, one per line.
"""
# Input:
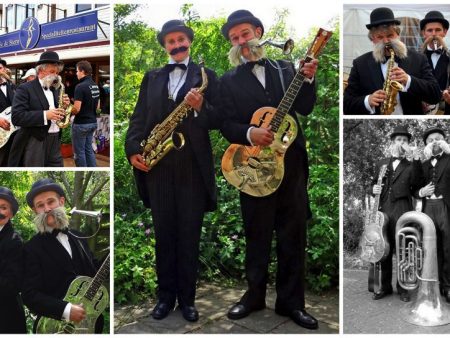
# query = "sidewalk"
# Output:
<box><xmin>344</xmin><ymin>269</ymin><xmax>450</xmax><ymax>334</ymax></box>
<box><xmin>115</xmin><ymin>282</ymin><xmax>339</xmax><ymax>334</ymax></box>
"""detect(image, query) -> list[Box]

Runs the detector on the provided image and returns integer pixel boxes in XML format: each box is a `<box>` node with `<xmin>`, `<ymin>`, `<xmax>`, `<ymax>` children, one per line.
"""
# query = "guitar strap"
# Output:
<box><xmin>69</xmin><ymin>232</ymin><xmax>97</xmax><ymax>273</ymax></box>
<box><xmin>275</xmin><ymin>61</ymin><xmax>286</xmax><ymax>94</ymax></box>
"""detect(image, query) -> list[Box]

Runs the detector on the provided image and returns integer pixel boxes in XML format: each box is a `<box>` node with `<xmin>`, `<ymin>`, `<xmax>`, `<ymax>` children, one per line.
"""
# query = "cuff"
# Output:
<box><xmin>418</xmin><ymin>188</ymin><xmax>425</xmax><ymax>198</ymax></box>
<box><xmin>304</xmin><ymin>76</ymin><xmax>314</xmax><ymax>84</ymax></box>
<box><xmin>364</xmin><ymin>95</ymin><xmax>376</xmax><ymax>114</ymax></box>
<box><xmin>402</xmin><ymin>75</ymin><xmax>411</xmax><ymax>92</ymax></box>
<box><xmin>246</xmin><ymin>126</ymin><xmax>255</xmax><ymax>146</ymax></box>
<box><xmin>43</xmin><ymin>110</ymin><xmax>48</xmax><ymax>125</ymax></box>
<box><xmin>62</xmin><ymin>303</ymin><xmax>72</xmax><ymax>322</ymax></box>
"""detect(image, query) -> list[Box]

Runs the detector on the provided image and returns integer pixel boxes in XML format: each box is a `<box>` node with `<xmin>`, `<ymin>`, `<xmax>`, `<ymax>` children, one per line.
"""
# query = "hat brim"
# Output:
<box><xmin>36</xmin><ymin>59</ymin><xmax>64</xmax><ymax>66</ymax></box>
<box><xmin>26</xmin><ymin>183</ymin><xmax>66</xmax><ymax>207</ymax></box>
<box><xmin>221</xmin><ymin>16</ymin><xmax>264</xmax><ymax>39</ymax></box>
<box><xmin>366</xmin><ymin>19</ymin><xmax>401</xmax><ymax>29</ymax></box>
<box><xmin>157</xmin><ymin>26</ymin><xmax>194</xmax><ymax>46</ymax></box>
<box><xmin>423</xmin><ymin>127</ymin><xmax>446</xmax><ymax>143</ymax></box>
<box><xmin>0</xmin><ymin>193</ymin><xmax>19</xmax><ymax>215</ymax></box>
<box><xmin>420</xmin><ymin>18</ymin><xmax>449</xmax><ymax>31</ymax></box>
<box><xmin>390</xmin><ymin>132</ymin><xmax>412</xmax><ymax>141</ymax></box>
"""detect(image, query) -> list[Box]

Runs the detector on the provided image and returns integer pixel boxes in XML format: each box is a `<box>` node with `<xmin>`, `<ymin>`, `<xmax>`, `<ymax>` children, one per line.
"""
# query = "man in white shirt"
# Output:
<box><xmin>10</xmin><ymin>51</ymin><xmax>70</xmax><ymax>167</ymax></box>
<box><xmin>21</xmin><ymin>178</ymin><xmax>103</xmax><ymax>333</ymax></box>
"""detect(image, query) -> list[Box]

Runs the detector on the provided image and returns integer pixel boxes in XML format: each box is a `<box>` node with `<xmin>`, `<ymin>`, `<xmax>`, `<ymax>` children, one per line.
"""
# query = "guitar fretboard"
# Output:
<box><xmin>85</xmin><ymin>254</ymin><xmax>110</xmax><ymax>301</ymax></box>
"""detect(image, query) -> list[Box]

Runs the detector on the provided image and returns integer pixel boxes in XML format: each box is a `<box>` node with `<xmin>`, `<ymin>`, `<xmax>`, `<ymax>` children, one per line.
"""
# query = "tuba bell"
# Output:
<box><xmin>396</xmin><ymin>211</ymin><xmax>450</xmax><ymax>326</ymax></box>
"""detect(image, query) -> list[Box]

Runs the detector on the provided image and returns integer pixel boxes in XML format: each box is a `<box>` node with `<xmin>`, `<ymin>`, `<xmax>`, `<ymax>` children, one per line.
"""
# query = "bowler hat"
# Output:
<box><xmin>26</xmin><ymin>178</ymin><xmax>66</xmax><ymax>207</ymax></box>
<box><xmin>390</xmin><ymin>125</ymin><xmax>412</xmax><ymax>142</ymax></box>
<box><xmin>221</xmin><ymin>9</ymin><xmax>264</xmax><ymax>39</ymax></box>
<box><xmin>420</xmin><ymin>11</ymin><xmax>449</xmax><ymax>31</ymax></box>
<box><xmin>0</xmin><ymin>59</ymin><xmax>7</xmax><ymax>67</ymax></box>
<box><xmin>36</xmin><ymin>51</ymin><xmax>63</xmax><ymax>66</ymax></box>
<box><xmin>423</xmin><ymin>126</ymin><xmax>446</xmax><ymax>144</ymax></box>
<box><xmin>157</xmin><ymin>20</ymin><xmax>194</xmax><ymax>46</ymax></box>
<box><xmin>366</xmin><ymin>7</ymin><xmax>401</xmax><ymax>29</ymax></box>
<box><xmin>0</xmin><ymin>187</ymin><xmax>19</xmax><ymax>216</ymax></box>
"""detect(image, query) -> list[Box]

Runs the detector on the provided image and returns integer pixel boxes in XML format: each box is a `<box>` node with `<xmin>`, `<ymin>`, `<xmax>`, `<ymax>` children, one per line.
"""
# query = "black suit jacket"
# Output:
<box><xmin>0</xmin><ymin>81</ymin><xmax>15</xmax><ymax>112</ymax></box>
<box><xmin>425</xmin><ymin>52</ymin><xmax>450</xmax><ymax>115</ymax></box>
<box><xmin>344</xmin><ymin>49</ymin><xmax>441</xmax><ymax>115</ymax></box>
<box><xmin>22</xmin><ymin>231</ymin><xmax>97</xmax><ymax>321</ymax></box>
<box><xmin>9</xmin><ymin>78</ymin><xmax>58</xmax><ymax>166</ymax></box>
<box><xmin>0</xmin><ymin>222</ymin><xmax>26</xmax><ymax>333</ymax></box>
<box><xmin>372</xmin><ymin>157</ymin><xmax>424</xmax><ymax>205</ymax></box>
<box><xmin>125</xmin><ymin>61</ymin><xmax>221</xmax><ymax>211</ymax></box>
<box><xmin>422</xmin><ymin>153</ymin><xmax>450</xmax><ymax>209</ymax></box>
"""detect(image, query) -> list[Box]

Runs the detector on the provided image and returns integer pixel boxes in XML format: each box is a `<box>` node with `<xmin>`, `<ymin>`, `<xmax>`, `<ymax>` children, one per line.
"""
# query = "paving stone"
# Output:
<box><xmin>191</xmin><ymin>318</ymin><xmax>255</xmax><ymax>334</ymax></box>
<box><xmin>271</xmin><ymin>319</ymin><xmax>339</xmax><ymax>334</ymax></box>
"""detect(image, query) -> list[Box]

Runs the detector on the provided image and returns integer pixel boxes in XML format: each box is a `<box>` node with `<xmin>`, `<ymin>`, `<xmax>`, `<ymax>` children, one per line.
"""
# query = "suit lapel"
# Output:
<box><xmin>31</xmin><ymin>78</ymin><xmax>50</xmax><ymax>110</ymax></box>
<box><xmin>392</xmin><ymin>159</ymin><xmax>408</xmax><ymax>182</ymax></box>
<box><xmin>41</xmin><ymin>234</ymin><xmax>75</xmax><ymax>274</ymax></box>
<box><xmin>0</xmin><ymin>222</ymin><xmax>12</xmax><ymax>242</ymax></box>
<box><xmin>235</xmin><ymin>64</ymin><xmax>267</xmax><ymax>105</ymax></box>
<box><xmin>6</xmin><ymin>83</ymin><xmax>14</xmax><ymax>103</ymax></box>
<box><xmin>367</xmin><ymin>57</ymin><xmax>384</xmax><ymax>91</ymax></box>
<box><xmin>436</xmin><ymin>154</ymin><xmax>450</xmax><ymax>182</ymax></box>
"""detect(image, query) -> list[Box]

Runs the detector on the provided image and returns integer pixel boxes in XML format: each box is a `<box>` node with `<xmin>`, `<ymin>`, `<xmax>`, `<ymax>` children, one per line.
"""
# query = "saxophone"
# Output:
<box><xmin>53</xmin><ymin>76</ymin><xmax>73</xmax><ymax>129</ymax></box>
<box><xmin>141</xmin><ymin>66</ymin><xmax>208</xmax><ymax>170</ymax></box>
<box><xmin>380</xmin><ymin>44</ymin><xmax>404</xmax><ymax>115</ymax></box>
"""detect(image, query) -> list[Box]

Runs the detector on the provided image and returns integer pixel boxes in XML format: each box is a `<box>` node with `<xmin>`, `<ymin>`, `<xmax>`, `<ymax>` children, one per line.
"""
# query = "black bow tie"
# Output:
<box><xmin>245</xmin><ymin>59</ymin><xmax>266</xmax><ymax>68</ymax></box>
<box><xmin>392</xmin><ymin>157</ymin><xmax>403</xmax><ymax>161</ymax></box>
<box><xmin>0</xmin><ymin>82</ymin><xmax>7</xmax><ymax>87</ymax></box>
<box><xmin>51</xmin><ymin>227</ymin><xmax>69</xmax><ymax>237</ymax></box>
<box><xmin>165</xmin><ymin>63</ymin><xmax>187</xmax><ymax>72</ymax></box>
<box><xmin>42</xmin><ymin>86</ymin><xmax>49</xmax><ymax>91</ymax></box>
<box><xmin>431</xmin><ymin>154</ymin><xmax>442</xmax><ymax>161</ymax></box>
<box><xmin>426</xmin><ymin>49</ymin><xmax>443</xmax><ymax>56</ymax></box>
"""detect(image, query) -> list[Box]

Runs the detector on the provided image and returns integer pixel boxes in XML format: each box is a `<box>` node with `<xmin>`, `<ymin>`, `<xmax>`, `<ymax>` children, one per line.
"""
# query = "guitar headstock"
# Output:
<box><xmin>306</xmin><ymin>28</ymin><xmax>333</xmax><ymax>59</ymax></box>
<box><xmin>379</xmin><ymin>164</ymin><xmax>388</xmax><ymax>179</ymax></box>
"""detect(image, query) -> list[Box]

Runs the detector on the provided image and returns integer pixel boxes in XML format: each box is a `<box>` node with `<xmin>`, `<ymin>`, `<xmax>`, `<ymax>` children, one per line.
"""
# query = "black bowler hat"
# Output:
<box><xmin>36</xmin><ymin>51</ymin><xmax>63</xmax><ymax>66</ymax></box>
<box><xmin>26</xmin><ymin>178</ymin><xmax>66</xmax><ymax>207</ymax></box>
<box><xmin>221</xmin><ymin>9</ymin><xmax>264</xmax><ymax>39</ymax></box>
<box><xmin>157</xmin><ymin>20</ymin><xmax>194</xmax><ymax>46</ymax></box>
<box><xmin>366</xmin><ymin>7</ymin><xmax>401</xmax><ymax>29</ymax></box>
<box><xmin>0</xmin><ymin>187</ymin><xmax>18</xmax><ymax>216</ymax></box>
<box><xmin>423</xmin><ymin>126</ymin><xmax>446</xmax><ymax>144</ymax></box>
<box><xmin>420</xmin><ymin>11</ymin><xmax>449</xmax><ymax>31</ymax></box>
<box><xmin>390</xmin><ymin>125</ymin><xmax>412</xmax><ymax>142</ymax></box>
<box><xmin>0</xmin><ymin>59</ymin><xmax>7</xmax><ymax>67</ymax></box>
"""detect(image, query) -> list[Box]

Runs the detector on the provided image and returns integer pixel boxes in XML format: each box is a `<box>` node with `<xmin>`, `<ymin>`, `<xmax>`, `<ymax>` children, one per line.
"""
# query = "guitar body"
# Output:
<box><xmin>360</xmin><ymin>210</ymin><xmax>390</xmax><ymax>263</ymax></box>
<box><xmin>221</xmin><ymin>106</ymin><xmax>298</xmax><ymax>197</ymax></box>
<box><xmin>0</xmin><ymin>106</ymin><xmax>17</xmax><ymax>148</ymax></box>
<box><xmin>35</xmin><ymin>276</ymin><xmax>109</xmax><ymax>334</ymax></box>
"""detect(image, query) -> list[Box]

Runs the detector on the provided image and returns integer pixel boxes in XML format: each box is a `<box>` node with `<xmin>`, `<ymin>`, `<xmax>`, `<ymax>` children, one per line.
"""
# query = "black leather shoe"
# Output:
<box><xmin>151</xmin><ymin>302</ymin><xmax>173</xmax><ymax>320</ymax></box>
<box><xmin>282</xmin><ymin>309</ymin><xmax>318</xmax><ymax>330</ymax></box>
<box><xmin>227</xmin><ymin>303</ymin><xmax>265</xmax><ymax>320</ymax></box>
<box><xmin>180</xmin><ymin>305</ymin><xmax>199</xmax><ymax>322</ymax></box>
<box><xmin>399</xmin><ymin>292</ymin><xmax>410</xmax><ymax>302</ymax></box>
<box><xmin>372</xmin><ymin>288</ymin><xmax>393</xmax><ymax>300</ymax></box>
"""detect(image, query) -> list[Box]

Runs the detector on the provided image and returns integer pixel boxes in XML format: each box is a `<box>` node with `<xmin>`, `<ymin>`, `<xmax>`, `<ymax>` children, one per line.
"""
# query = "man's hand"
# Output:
<box><xmin>443</xmin><ymin>89</ymin><xmax>450</xmax><ymax>104</ymax></box>
<box><xmin>300</xmin><ymin>58</ymin><xmax>318</xmax><ymax>79</ymax></box>
<box><xmin>373</xmin><ymin>184</ymin><xmax>382</xmax><ymax>195</ymax></box>
<box><xmin>130</xmin><ymin>154</ymin><xmax>149</xmax><ymax>172</ymax></box>
<box><xmin>250</xmin><ymin>127</ymin><xmax>274</xmax><ymax>146</ymax></box>
<box><xmin>46</xmin><ymin>109</ymin><xmax>65</xmax><ymax>122</ymax></box>
<box><xmin>368</xmin><ymin>90</ymin><xmax>386</xmax><ymax>107</ymax></box>
<box><xmin>69</xmin><ymin>304</ymin><xmax>86</xmax><ymax>323</ymax></box>
<box><xmin>390</xmin><ymin>66</ymin><xmax>408</xmax><ymax>86</ymax></box>
<box><xmin>185</xmin><ymin>88</ymin><xmax>203</xmax><ymax>112</ymax></box>
<box><xmin>0</xmin><ymin>117</ymin><xmax>10</xmax><ymax>131</ymax></box>
<box><xmin>421</xmin><ymin>182</ymin><xmax>435</xmax><ymax>197</ymax></box>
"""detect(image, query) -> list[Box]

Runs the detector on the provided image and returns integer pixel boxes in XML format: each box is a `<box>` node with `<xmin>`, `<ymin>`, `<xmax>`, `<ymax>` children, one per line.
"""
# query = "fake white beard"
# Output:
<box><xmin>421</xmin><ymin>35</ymin><xmax>448</xmax><ymax>53</ymax></box>
<box><xmin>423</xmin><ymin>140</ymin><xmax>450</xmax><ymax>160</ymax></box>
<box><xmin>389</xmin><ymin>143</ymin><xmax>407</xmax><ymax>158</ymax></box>
<box><xmin>372</xmin><ymin>38</ymin><xmax>408</xmax><ymax>63</ymax></box>
<box><xmin>228</xmin><ymin>38</ymin><xmax>266</xmax><ymax>66</ymax></box>
<box><xmin>42</xmin><ymin>74</ymin><xmax>58</xmax><ymax>89</ymax></box>
<box><xmin>33</xmin><ymin>206</ymin><xmax>69</xmax><ymax>234</ymax></box>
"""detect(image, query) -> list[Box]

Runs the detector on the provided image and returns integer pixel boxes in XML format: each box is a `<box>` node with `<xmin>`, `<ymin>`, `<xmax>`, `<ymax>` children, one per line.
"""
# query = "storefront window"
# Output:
<box><xmin>6</xmin><ymin>5</ymin><xmax>14</xmax><ymax>31</ymax></box>
<box><xmin>27</xmin><ymin>4</ymin><xmax>35</xmax><ymax>18</ymax></box>
<box><xmin>16</xmin><ymin>5</ymin><xmax>26</xmax><ymax>29</ymax></box>
<box><xmin>75</xmin><ymin>5</ymin><xmax>91</xmax><ymax>13</ymax></box>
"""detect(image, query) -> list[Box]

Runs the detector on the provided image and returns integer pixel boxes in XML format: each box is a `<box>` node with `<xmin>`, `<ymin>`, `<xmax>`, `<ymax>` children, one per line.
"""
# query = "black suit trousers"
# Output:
<box><xmin>145</xmin><ymin>137</ymin><xmax>207</xmax><ymax>307</ymax></box>
<box><xmin>239</xmin><ymin>146</ymin><xmax>307</xmax><ymax>311</ymax></box>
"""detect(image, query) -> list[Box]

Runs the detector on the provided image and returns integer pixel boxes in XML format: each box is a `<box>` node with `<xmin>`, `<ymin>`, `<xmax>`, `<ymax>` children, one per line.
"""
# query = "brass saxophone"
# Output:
<box><xmin>53</xmin><ymin>76</ymin><xmax>73</xmax><ymax>129</ymax></box>
<box><xmin>380</xmin><ymin>44</ymin><xmax>404</xmax><ymax>115</ymax></box>
<box><xmin>141</xmin><ymin>67</ymin><xmax>208</xmax><ymax>170</ymax></box>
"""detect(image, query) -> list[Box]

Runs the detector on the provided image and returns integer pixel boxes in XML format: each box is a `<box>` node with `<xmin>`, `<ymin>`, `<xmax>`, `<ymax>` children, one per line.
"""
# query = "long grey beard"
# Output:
<box><xmin>421</xmin><ymin>35</ymin><xmax>448</xmax><ymax>53</ymax></box>
<box><xmin>228</xmin><ymin>38</ymin><xmax>266</xmax><ymax>66</ymax></box>
<box><xmin>372</xmin><ymin>38</ymin><xmax>408</xmax><ymax>63</ymax></box>
<box><xmin>423</xmin><ymin>140</ymin><xmax>450</xmax><ymax>160</ymax></box>
<box><xmin>34</xmin><ymin>206</ymin><xmax>69</xmax><ymax>234</ymax></box>
<box><xmin>389</xmin><ymin>143</ymin><xmax>407</xmax><ymax>158</ymax></box>
<box><xmin>42</xmin><ymin>74</ymin><xmax>58</xmax><ymax>89</ymax></box>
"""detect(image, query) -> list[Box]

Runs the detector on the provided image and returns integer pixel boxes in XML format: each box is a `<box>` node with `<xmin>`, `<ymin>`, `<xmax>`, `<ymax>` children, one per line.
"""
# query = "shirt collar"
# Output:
<box><xmin>0</xmin><ymin>224</ymin><xmax>4</xmax><ymax>232</ymax></box>
<box><xmin>168</xmin><ymin>56</ymin><xmax>190</xmax><ymax>66</ymax></box>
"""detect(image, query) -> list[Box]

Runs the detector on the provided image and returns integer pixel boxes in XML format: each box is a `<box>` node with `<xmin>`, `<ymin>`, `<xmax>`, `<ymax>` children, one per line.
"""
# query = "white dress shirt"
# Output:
<box><xmin>427</xmin><ymin>46</ymin><xmax>443</xmax><ymax>69</ymax></box>
<box><xmin>54</xmin><ymin>231</ymin><xmax>73</xmax><ymax>321</ymax></box>
<box><xmin>40</xmin><ymin>79</ymin><xmax>60</xmax><ymax>134</ymax></box>
<box><xmin>0</xmin><ymin>81</ymin><xmax>7</xmax><ymax>98</ymax></box>
<box><xmin>392</xmin><ymin>159</ymin><xmax>401</xmax><ymax>171</ymax></box>
<box><xmin>167</xmin><ymin>56</ymin><xmax>189</xmax><ymax>101</ymax></box>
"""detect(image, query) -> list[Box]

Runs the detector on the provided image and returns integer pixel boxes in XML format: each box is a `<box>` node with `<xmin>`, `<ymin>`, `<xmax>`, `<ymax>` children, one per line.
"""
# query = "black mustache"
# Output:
<box><xmin>169</xmin><ymin>46</ymin><xmax>188</xmax><ymax>55</ymax></box>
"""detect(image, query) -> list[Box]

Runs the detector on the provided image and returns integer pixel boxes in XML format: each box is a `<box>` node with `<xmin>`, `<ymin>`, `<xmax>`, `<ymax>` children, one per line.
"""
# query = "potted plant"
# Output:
<box><xmin>60</xmin><ymin>126</ymin><xmax>73</xmax><ymax>158</ymax></box>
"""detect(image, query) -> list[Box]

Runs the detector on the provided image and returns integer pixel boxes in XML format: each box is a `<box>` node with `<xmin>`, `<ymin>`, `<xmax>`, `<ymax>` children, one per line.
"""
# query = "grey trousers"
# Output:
<box><xmin>23</xmin><ymin>133</ymin><xmax>63</xmax><ymax>167</ymax></box>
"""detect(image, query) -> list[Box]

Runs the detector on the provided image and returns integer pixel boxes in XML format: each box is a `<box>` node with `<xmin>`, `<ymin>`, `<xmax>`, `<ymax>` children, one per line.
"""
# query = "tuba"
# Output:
<box><xmin>53</xmin><ymin>76</ymin><xmax>73</xmax><ymax>129</ymax></box>
<box><xmin>141</xmin><ymin>66</ymin><xmax>208</xmax><ymax>170</ymax></box>
<box><xmin>381</xmin><ymin>44</ymin><xmax>404</xmax><ymax>115</ymax></box>
<box><xmin>396</xmin><ymin>211</ymin><xmax>450</xmax><ymax>326</ymax></box>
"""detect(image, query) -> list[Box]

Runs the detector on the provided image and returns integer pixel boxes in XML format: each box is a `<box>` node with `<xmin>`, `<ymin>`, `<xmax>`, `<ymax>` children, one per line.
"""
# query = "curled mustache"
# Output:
<box><xmin>389</xmin><ymin>143</ymin><xmax>407</xmax><ymax>158</ymax></box>
<box><xmin>169</xmin><ymin>46</ymin><xmax>188</xmax><ymax>55</ymax></box>
<box><xmin>228</xmin><ymin>38</ymin><xmax>266</xmax><ymax>66</ymax></box>
<box><xmin>421</xmin><ymin>35</ymin><xmax>447</xmax><ymax>52</ymax></box>
<box><xmin>372</xmin><ymin>39</ymin><xmax>408</xmax><ymax>63</ymax></box>
<box><xmin>34</xmin><ymin>206</ymin><xmax>69</xmax><ymax>234</ymax></box>
<box><xmin>423</xmin><ymin>140</ymin><xmax>450</xmax><ymax>159</ymax></box>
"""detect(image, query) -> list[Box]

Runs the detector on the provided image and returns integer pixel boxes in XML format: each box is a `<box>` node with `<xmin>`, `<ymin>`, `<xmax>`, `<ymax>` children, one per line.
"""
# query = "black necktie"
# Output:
<box><xmin>426</xmin><ymin>49</ymin><xmax>443</xmax><ymax>57</ymax></box>
<box><xmin>165</xmin><ymin>63</ymin><xmax>187</xmax><ymax>72</ymax></box>
<box><xmin>52</xmin><ymin>227</ymin><xmax>69</xmax><ymax>237</ymax></box>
